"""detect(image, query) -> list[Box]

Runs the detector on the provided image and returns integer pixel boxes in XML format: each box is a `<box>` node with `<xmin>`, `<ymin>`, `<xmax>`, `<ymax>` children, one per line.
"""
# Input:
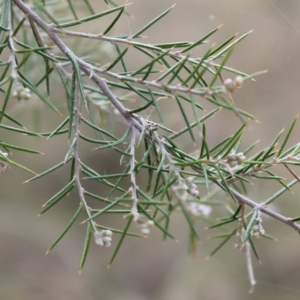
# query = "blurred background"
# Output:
<box><xmin>1</xmin><ymin>0</ymin><xmax>300</xmax><ymax>299</ymax></box>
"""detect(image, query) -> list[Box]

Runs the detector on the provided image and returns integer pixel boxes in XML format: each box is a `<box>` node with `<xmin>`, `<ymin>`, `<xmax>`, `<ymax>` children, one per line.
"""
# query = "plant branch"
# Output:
<box><xmin>12</xmin><ymin>0</ymin><xmax>300</xmax><ymax>269</ymax></box>
<box><xmin>52</xmin><ymin>28</ymin><xmax>237</xmax><ymax>98</ymax></box>
<box><xmin>190</xmin><ymin>160</ymin><xmax>300</xmax><ymax>233</ymax></box>
<box><xmin>52</xmin><ymin>26</ymin><xmax>246</xmax><ymax>77</ymax></box>
<box><xmin>7</xmin><ymin>1</ymin><xmax>18</xmax><ymax>82</ymax></box>
<box><xmin>12</xmin><ymin>0</ymin><xmax>144</xmax><ymax>132</ymax></box>
<box><xmin>228</xmin><ymin>184</ymin><xmax>300</xmax><ymax>232</ymax></box>
<box><xmin>73</xmin><ymin>78</ymin><xmax>96</xmax><ymax>231</ymax></box>
<box><xmin>129</xmin><ymin>126</ymin><xmax>139</xmax><ymax>220</ymax></box>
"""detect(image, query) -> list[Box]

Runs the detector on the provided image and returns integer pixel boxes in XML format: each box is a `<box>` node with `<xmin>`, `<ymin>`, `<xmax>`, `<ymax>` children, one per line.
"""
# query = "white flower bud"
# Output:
<box><xmin>102</xmin><ymin>236</ymin><xmax>112</xmax><ymax>247</ymax></box>
<box><xmin>135</xmin><ymin>215</ymin><xmax>154</xmax><ymax>235</ymax></box>
<box><xmin>147</xmin><ymin>220</ymin><xmax>154</xmax><ymax>227</ymax></box>
<box><xmin>224</xmin><ymin>78</ymin><xmax>235</xmax><ymax>92</ymax></box>
<box><xmin>190</xmin><ymin>183</ymin><xmax>197</xmax><ymax>189</ymax></box>
<box><xmin>94</xmin><ymin>230</ymin><xmax>113</xmax><ymax>247</ymax></box>
<box><xmin>94</xmin><ymin>236</ymin><xmax>104</xmax><ymax>246</ymax></box>
<box><xmin>182</xmin><ymin>184</ymin><xmax>189</xmax><ymax>190</ymax></box>
<box><xmin>188</xmin><ymin>188</ymin><xmax>199</xmax><ymax>197</ymax></box>
<box><xmin>234</xmin><ymin>75</ymin><xmax>243</xmax><ymax>88</ymax></box>
<box><xmin>141</xmin><ymin>227</ymin><xmax>150</xmax><ymax>235</ymax></box>
<box><xmin>254</xmin><ymin>232</ymin><xmax>260</xmax><ymax>238</ymax></box>
<box><xmin>12</xmin><ymin>85</ymin><xmax>31</xmax><ymax>101</ymax></box>
<box><xmin>103</xmin><ymin>230</ymin><xmax>113</xmax><ymax>237</ymax></box>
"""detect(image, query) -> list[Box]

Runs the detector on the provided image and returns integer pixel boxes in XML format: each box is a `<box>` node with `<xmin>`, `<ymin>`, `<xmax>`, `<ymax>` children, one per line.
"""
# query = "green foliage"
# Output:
<box><xmin>1</xmin><ymin>0</ymin><xmax>300</xmax><ymax>291</ymax></box>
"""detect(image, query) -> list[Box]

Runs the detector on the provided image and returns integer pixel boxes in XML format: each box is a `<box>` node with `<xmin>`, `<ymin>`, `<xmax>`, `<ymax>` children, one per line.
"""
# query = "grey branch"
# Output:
<box><xmin>12</xmin><ymin>0</ymin><xmax>300</xmax><ymax>236</ymax></box>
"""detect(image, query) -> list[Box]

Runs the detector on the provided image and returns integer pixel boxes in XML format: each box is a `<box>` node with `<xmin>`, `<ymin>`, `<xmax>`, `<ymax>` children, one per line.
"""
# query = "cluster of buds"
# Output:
<box><xmin>187</xmin><ymin>182</ymin><xmax>199</xmax><ymax>197</ymax></box>
<box><xmin>226</xmin><ymin>152</ymin><xmax>246</xmax><ymax>168</ymax></box>
<box><xmin>12</xmin><ymin>85</ymin><xmax>31</xmax><ymax>101</ymax></box>
<box><xmin>251</xmin><ymin>212</ymin><xmax>265</xmax><ymax>239</ymax></box>
<box><xmin>187</xmin><ymin>202</ymin><xmax>211</xmax><ymax>217</ymax></box>
<box><xmin>184</xmin><ymin>177</ymin><xmax>200</xmax><ymax>197</ymax></box>
<box><xmin>224</xmin><ymin>75</ymin><xmax>244</xmax><ymax>92</ymax></box>
<box><xmin>135</xmin><ymin>214</ymin><xmax>154</xmax><ymax>235</ymax></box>
<box><xmin>0</xmin><ymin>151</ymin><xmax>8</xmax><ymax>173</ymax></box>
<box><xmin>94</xmin><ymin>229</ymin><xmax>113</xmax><ymax>247</ymax></box>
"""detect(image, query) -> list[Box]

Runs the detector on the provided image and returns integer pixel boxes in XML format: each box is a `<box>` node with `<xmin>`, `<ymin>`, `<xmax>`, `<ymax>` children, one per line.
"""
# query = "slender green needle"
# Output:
<box><xmin>103</xmin><ymin>6</ymin><xmax>125</xmax><ymax>35</ymax></box>
<box><xmin>277</xmin><ymin>116</ymin><xmax>298</xmax><ymax>158</ymax></box>
<box><xmin>108</xmin><ymin>215</ymin><xmax>132</xmax><ymax>267</ymax></box>
<box><xmin>132</xmin><ymin>5</ymin><xmax>175</xmax><ymax>38</ymax></box>
<box><xmin>58</xmin><ymin>5</ymin><xmax>125</xmax><ymax>28</ymax></box>
<box><xmin>0</xmin><ymin>78</ymin><xmax>12</xmax><ymax>124</ymax></box>
<box><xmin>208</xmin><ymin>228</ymin><xmax>238</xmax><ymax>258</ymax></box>
<box><xmin>46</xmin><ymin>206</ymin><xmax>82</xmax><ymax>254</ymax></box>
<box><xmin>79</xmin><ymin>223</ymin><xmax>92</xmax><ymax>273</ymax></box>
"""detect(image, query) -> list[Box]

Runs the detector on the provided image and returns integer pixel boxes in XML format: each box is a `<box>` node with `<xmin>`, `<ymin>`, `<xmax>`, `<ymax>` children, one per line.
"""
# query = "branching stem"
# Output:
<box><xmin>129</xmin><ymin>126</ymin><xmax>139</xmax><ymax>220</ymax></box>
<box><xmin>12</xmin><ymin>0</ymin><xmax>300</xmax><ymax>256</ymax></box>
<box><xmin>72</xmin><ymin>78</ymin><xmax>96</xmax><ymax>231</ymax></box>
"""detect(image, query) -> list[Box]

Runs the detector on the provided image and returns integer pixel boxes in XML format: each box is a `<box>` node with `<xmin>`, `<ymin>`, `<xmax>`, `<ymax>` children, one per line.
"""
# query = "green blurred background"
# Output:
<box><xmin>1</xmin><ymin>0</ymin><xmax>300</xmax><ymax>299</ymax></box>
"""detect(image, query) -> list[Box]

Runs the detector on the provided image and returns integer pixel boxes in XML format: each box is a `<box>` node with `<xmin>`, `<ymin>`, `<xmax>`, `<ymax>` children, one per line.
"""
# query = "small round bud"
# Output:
<box><xmin>234</xmin><ymin>76</ymin><xmax>243</xmax><ymax>88</ymax></box>
<box><xmin>254</xmin><ymin>232</ymin><xmax>260</xmax><ymax>238</ymax></box>
<box><xmin>13</xmin><ymin>85</ymin><xmax>31</xmax><ymax>101</ymax></box>
<box><xmin>190</xmin><ymin>183</ymin><xmax>197</xmax><ymax>189</ymax></box>
<box><xmin>182</xmin><ymin>184</ymin><xmax>189</xmax><ymax>191</ymax></box>
<box><xmin>188</xmin><ymin>188</ymin><xmax>199</xmax><ymax>197</ymax></box>
<box><xmin>94</xmin><ymin>237</ymin><xmax>104</xmax><ymax>246</ymax></box>
<box><xmin>141</xmin><ymin>227</ymin><xmax>150</xmax><ymax>235</ymax></box>
<box><xmin>224</xmin><ymin>78</ymin><xmax>235</xmax><ymax>92</ymax></box>
<box><xmin>103</xmin><ymin>230</ymin><xmax>112</xmax><ymax>237</ymax></box>
<box><xmin>147</xmin><ymin>220</ymin><xmax>154</xmax><ymax>227</ymax></box>
<box><xmin>94</xmin><ymin>230</ymin><xmax>113</xmax><ymax>247</ymax></box>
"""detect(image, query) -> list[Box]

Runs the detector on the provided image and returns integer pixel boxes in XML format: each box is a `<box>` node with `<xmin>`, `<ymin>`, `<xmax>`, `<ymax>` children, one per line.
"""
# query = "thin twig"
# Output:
<box><xmin>52</xmin><ymin>28</ymin><xmax>230</xmax><ymax>98</ymax></box>
<box><xmin>8</xmin><ymin>1</ymin><xmax>18</xmax><ymax>82</ymax></box>
<box><xmin>73</xmin><ymin>77</ymin><xmax>96</xmax><ymax>231</ymax></box>
<box><xmin>229</xmin><ymin>186</ymin><xmax>300</xmax><ymax>232</ymax></box>
<box><xmin>129</xmin><ymin>126</ymin><xmax>139</xmax><ymax>220</ymax></box>
<box><xmin>283</xmin><ymin>164</ymin><xmax>300</xmax><ymax>182</ymax></box>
